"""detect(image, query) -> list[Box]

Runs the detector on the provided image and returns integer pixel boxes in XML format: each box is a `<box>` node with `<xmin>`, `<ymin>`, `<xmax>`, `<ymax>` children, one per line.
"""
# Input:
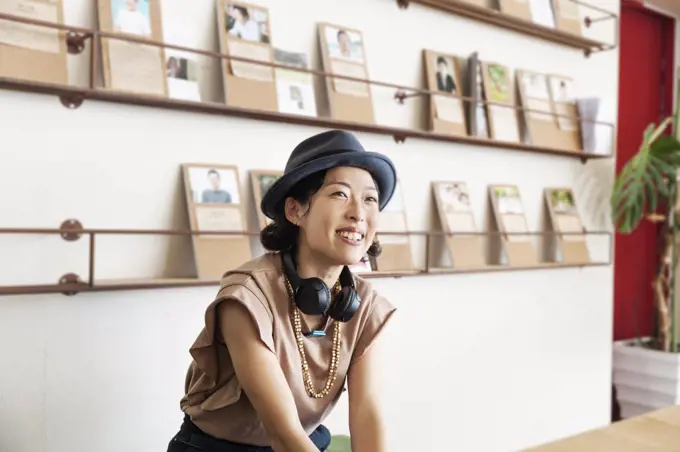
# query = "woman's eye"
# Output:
<box><xmin>332</xmin><ymin>191</ymin><xmax>348</xmax><ymax>198</ymax></box>
<box><xmin>366</xmin><ymin>196</ymin><xmax>378</xmax><ymax>203</ymax></box>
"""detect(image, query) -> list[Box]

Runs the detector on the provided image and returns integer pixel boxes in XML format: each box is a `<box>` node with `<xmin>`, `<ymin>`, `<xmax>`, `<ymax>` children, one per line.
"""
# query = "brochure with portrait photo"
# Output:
<box><xmin>435</xmin><ymin>181</ymin><xmax>476</xmax><ymax>234</ymax></box>
<box><xmin>321</xmin><ymin>24</ymin><xmax>368</xmax><ymax>98</ymax></box>
<box><xmin>482</xmin><ymin>61</ymin><xmax>519</xmax><ymax>142</ymax></box>
<box><xmin>182</xmin><ymin>163</ymin><xmax>251</xmax><ymax>279</ymax></box>
<box><xmin>249</xmin><ymin>169</ymin><xmax>282</xmax><ymax>229</ymax></box>
<box><xmin>373</xmin><ymin>180</ymin><xmax>414</xmax><ymax>272</ymax></box>
<box><xmin>318</xmin><ymin>22</ymin><xmax>375</xmax><ymax>124</ymax></box>
<box><xmin>424</xmin><ymin>49</ymin><xmax>466</xmax><ymax>136</ymax></box>
<box><xmin>518</xmin><ymin>69</ymin><xmax>582</xmax><ymax>151</ymax></box>
<box><xmin>432</xmin><ymin>181</ymin><xmax>485</xmax><ymax>268</ymax></box>
<box><xmin>273</xmin><ymin>48</ymin><xmax>317</xmax><ymax>117</ymax></box>
<box><xmin>490</xmin><ymin>184</ymin><xmax>529</xmax><ymax>242</ymax></box>
<box><xmin>488</xmin><ymin>184</ymin><xmax>539</xmax><ymax>266</ymax></box>
<box><xmin>217</xmin><ymin>1</ymin><xmax>277</xmax><ymax>111</ymax></box>
<box><xmin>97</xmin><ymin>0</ymin><xmax>168</xmax><ymax>97</ymax></box>
<box><xmin>223</xmin><ymin>2</ymin><xmax>272</xmax><ymax>82</ymax></box>
<box><xmin>546</xmin><ymin>188</ymin><xmax>585</xmax><ymax>242</ymax></box>
<box><xmin>544</xmin><ymin>187</ymin><xmax>590</xmax><ymax>263</ymax></box>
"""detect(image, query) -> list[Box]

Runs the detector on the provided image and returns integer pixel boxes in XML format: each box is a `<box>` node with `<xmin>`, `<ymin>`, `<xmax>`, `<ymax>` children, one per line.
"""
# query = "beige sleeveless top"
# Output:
<box><xmin>179</xmin><ymin>252</ymin><xmax>397</xmax><ymax>446</ymax></box>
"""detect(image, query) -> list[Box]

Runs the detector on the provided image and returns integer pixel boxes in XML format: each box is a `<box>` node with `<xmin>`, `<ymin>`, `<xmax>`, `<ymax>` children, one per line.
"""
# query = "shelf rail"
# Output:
<box><xmin>0</xmin><ymin>219</ymin><xmax>613</xmax><ymax>296</ymax></box>
<box><xmin>396</xmin><ymin>0</ymin><xmax>618</xmax><ymax>57</ymax></box>
<box><xmin>0</xmin><ymin>12</ymin><xmax>615</xmax><ymax>162</ymax></box>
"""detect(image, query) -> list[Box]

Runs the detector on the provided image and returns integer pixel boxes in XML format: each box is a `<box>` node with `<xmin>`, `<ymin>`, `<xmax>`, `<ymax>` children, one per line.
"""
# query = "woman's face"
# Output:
<box><xmin>288</xmin><ymin>166</ymin><xmax>380</xmax><ymax>267</ymax></box>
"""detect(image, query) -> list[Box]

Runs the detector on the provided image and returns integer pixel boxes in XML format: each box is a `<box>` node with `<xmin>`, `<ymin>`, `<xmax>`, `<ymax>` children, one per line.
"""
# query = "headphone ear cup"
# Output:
<box><xmin>295</xmin><ymin>277</ymin><xmax>332</xmax><ymax>316</ymax></box>
<box><xmin>328</xmin><ymin>286</ymin><xmax>361</xmax><ymax>323</ymax></box>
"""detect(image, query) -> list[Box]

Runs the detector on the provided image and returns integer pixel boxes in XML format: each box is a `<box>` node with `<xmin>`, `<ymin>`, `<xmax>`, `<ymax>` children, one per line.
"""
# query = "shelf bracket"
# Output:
<box><xmin>60</xmin><ymin>219</ymin><xmax>84</xmax><ymax>241</ymax></box>
<box><xmin>393</xmin><ymin>134</ymin><xmax>407</xmax><ymax>144</ymax></box>
<box><xmin>65</xmin><ymin>31</ymin><xmax>88</xmax><ymax>55</ymax></box>
<box><xmin>59</xmin><ymin>93</ymin><xmax>85</xmax><ymax>109</ymax></box>
<box><xmin>58</xmin><ymin>273</ymin><xmax>82</xmax><ymax>296</ymax></box>
<box><xmin>397</xmin><ymin>0</ymin><xmax>410</xmax><ymax>8</ymax></box>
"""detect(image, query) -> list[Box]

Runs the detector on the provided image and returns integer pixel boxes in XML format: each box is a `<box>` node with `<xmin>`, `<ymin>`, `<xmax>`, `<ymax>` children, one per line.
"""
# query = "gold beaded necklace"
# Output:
<box><xmin>283</xmin><ymin>270</ymin><xmax>342</xmax><ymax>399</ymax></box>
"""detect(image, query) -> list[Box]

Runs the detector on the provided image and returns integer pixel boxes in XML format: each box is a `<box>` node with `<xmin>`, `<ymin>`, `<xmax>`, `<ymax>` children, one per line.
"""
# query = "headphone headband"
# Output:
<box><xmin>282</xmin><ymin>250</ymin><xmax>356</xmax><ymax>293</ymax></box>
<box><xmin>281</xmin><ymin>250</ymin><xmax>361</xmax><ymax>322</ymax></box>
<box><xmin>282</xmin><ymin>251</ymin><xmax>303</xmax><ymax>291</ymax></box>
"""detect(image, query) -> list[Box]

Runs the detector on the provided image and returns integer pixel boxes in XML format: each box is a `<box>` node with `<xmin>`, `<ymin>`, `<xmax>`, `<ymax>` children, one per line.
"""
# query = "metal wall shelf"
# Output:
<box><xmin>0</xmin><ymin>12</ymin><xmax>615</xmax><ymax>163</ymax></box>
<box><xmin>397</xmin><ymin>0</ymin><xmax>618</xmax><ymax>57</ymax></box>
<box><xmin>0</xmin><ymin>220</ymin><xmax>613</xmax><ymax>296</ymax></box>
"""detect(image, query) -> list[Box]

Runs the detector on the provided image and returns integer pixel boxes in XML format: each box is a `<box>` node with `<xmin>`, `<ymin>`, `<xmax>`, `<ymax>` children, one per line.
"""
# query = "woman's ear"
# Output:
<box><xmin>284</xmin><ymin>197</ymin><xmax>302</xmax><ymax>225</ymax></box>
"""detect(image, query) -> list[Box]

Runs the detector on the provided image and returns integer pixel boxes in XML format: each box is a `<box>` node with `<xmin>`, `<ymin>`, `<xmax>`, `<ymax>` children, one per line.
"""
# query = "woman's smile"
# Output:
<box><xmin>336</xmin><ymin>227</ymin><xmax>365</xmax><ymax>246</ymax></box>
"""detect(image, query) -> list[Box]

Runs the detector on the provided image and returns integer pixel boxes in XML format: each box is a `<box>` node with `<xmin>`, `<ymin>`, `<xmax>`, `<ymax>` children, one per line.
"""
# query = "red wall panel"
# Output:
<box><xmin>614</xmin><ymin>1</ymin><xmax>675</xmax><ymax>340</ymax></box>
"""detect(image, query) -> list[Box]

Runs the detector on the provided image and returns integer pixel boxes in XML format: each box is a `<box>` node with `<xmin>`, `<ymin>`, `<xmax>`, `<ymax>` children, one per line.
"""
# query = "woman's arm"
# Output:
<box><xmin>347</xmin><ymin>334</ymin><xmax>388</xmax><ymax>452</ymax></box>
<box><xmin>219</xmin><ymin>301</ymin><xmax>318</xmax><ymax>452</ymax></box>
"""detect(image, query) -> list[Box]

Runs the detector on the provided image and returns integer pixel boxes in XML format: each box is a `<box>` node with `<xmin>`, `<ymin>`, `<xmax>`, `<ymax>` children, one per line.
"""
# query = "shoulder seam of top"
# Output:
<box><xmin>218</xmin><ymin>273</ymin><xmax>274</xmax><ymax>320</ymax></box>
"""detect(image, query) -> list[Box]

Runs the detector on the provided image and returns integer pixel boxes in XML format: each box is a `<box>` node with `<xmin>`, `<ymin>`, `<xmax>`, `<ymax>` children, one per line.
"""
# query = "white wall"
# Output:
<box><xmin>0</xmin><ymin>0</ymin><xmax>620</xmax><ymax>451</ymax></box>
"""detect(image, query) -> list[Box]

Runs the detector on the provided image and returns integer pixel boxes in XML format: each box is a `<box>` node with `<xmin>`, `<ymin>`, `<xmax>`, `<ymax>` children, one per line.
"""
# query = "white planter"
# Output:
<box><xmin>613</xmin><ymin>338</ymin><xmax>680</xmax><ymax>418</ymax></box>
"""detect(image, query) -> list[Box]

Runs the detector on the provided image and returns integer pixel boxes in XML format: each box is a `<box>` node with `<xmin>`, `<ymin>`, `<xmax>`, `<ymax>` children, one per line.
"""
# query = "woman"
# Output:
<box><xmin>227</xmin><ymin>5</ymin><xmax>261</xmax><ymax>42</ymax></box>
<box><xmin>167</xmin><ymin>129</ymin><xmax>398</xmax><ymax>452</ymax></box>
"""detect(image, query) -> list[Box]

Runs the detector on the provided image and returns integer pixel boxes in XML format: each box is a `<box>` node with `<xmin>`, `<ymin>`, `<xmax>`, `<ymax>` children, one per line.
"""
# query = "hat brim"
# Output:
<box><xmin>260</xmin><ymin>151</ymin><xmax>397</xmax><ymax>220</ymax></box>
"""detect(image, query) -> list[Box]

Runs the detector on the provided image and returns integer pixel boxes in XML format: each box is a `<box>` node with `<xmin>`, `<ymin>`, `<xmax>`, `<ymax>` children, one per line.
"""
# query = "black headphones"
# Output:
<box><xmin>281</xmin><ymin>250</ymin><xmax>361</xmax><ymax>323</ymax></box>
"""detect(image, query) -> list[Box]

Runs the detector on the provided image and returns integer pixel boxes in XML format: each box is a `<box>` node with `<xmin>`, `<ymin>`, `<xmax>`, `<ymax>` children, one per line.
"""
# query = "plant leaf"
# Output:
<box><xmin>611</xmin><ymin>117</ymin><xmax>680</xmax><ymax>233</ymax></box>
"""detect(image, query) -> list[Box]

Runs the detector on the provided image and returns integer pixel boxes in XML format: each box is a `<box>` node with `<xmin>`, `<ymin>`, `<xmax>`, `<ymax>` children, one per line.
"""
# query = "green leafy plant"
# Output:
<box><xmin>610</xmin><ymin>112</ymin><xmax>680</xmax><ymax>352</ymax></box>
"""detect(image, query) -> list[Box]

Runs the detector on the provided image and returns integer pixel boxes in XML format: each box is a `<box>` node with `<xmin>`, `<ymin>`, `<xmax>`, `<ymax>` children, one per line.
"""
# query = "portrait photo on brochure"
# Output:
<box><xmin>434</xmin><ymin>55</ymin><xmax>457</xmax><ymax>94</ymax></box>
<box><xmin>188</xmin><ymin>166</ymin><xmax>240</xmax><ymax>205</ymax></box>
<box><xmin>438</xmin><ymin>182</ymin><xmax>471</xmax><ymax>213</ymax></box>
<box><xmin>492</xmin><ymin>185</ymin><xmax>524</xmax><ymax>215</ymax></box>
<box><xmin>256</xmin><ymin>173</ymin><xmax>280</xmax><ymax>199</ymax></box>
<box><xmin>225</xmin><ymin>2</ymin><xmax>270</xmax><ymax>44</ymax></box>
<box><xmin>486</xmin><ymin>63</ymin><xmax>510</xmax><ymax>103</ymax></box>
<box><xmin>112</xmin><ymin>0</ymin><xmax>151</xmax><ymax>37</ymax></box>
<box><xmin>549</xmin><ymin>189</ymin><xmax>577</xmax><ymax>216</ymax></box>
<box><xmin>166</xmin><ymin>56</ymin><xmax>192</xmax><ymax>80</ymax></box>
<box><xmin>324</xmin><ymin>25</ymin><xmax>365</xmax><ymax>64</ymax></box>
<box><xmin>165</xmin><ymin>54</ymin><xmax>201</xmax><ymax>101</ymax></box>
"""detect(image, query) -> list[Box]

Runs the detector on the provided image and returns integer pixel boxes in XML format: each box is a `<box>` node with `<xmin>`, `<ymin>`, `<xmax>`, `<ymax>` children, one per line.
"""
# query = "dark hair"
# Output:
<box><xmin>207</xmin><ymin>169</ymin><xmax>219</xmax><ymax>178</ymax></box>
<box><xmin>437</xmin><ymin>56</ymin><xmax>447</xmax><ymax>66</ymax></box>
<box><xmin>260</xmin><ymin>169</ymin><xmax>382</xmax><ymax>258</ymax></box>
<box><xmin>232</xmin><ymin>5</ymin><xmax>249</xmax><ymax>19</ymax></box>
<box><xmin>337</xmin><ymin>29</ymin><xmax>348</xmax><ymax>40</ymax></box>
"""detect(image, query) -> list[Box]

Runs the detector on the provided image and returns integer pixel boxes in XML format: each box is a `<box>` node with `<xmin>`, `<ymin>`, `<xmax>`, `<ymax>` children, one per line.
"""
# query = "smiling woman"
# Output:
<box><xmin>167</xmin><ymin>130</ymin><xmax>398</xmax><ymax>452</ymax></box>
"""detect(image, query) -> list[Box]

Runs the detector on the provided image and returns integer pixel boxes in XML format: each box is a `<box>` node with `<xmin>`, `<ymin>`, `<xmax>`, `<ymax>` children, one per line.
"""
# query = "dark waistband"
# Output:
<box><xmin>178</xmin><ymin>415</ymin><xmax>331</xmax><ymax>451</ymax></box>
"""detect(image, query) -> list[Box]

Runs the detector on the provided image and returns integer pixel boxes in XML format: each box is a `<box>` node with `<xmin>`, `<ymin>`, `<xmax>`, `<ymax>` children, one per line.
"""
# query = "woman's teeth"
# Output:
<box><xmin>339</xmin><ymin>231</ymin><xmax>363</xmax><ymax>241</ymax></box>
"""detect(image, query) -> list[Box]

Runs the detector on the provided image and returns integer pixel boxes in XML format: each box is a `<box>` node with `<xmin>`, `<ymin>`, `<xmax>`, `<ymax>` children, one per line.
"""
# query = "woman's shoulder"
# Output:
<box><xmin>216</xmin><ymin>252</ymin><xmax>283</xmax><ymax>293</ymax></box>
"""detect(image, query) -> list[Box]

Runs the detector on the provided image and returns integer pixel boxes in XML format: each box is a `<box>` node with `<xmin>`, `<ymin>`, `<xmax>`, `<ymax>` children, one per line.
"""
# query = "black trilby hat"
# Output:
<box><xmin>260</xmin><ymin>130</ymin><xmax>397</xmax><ymax>220</ymax></box>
